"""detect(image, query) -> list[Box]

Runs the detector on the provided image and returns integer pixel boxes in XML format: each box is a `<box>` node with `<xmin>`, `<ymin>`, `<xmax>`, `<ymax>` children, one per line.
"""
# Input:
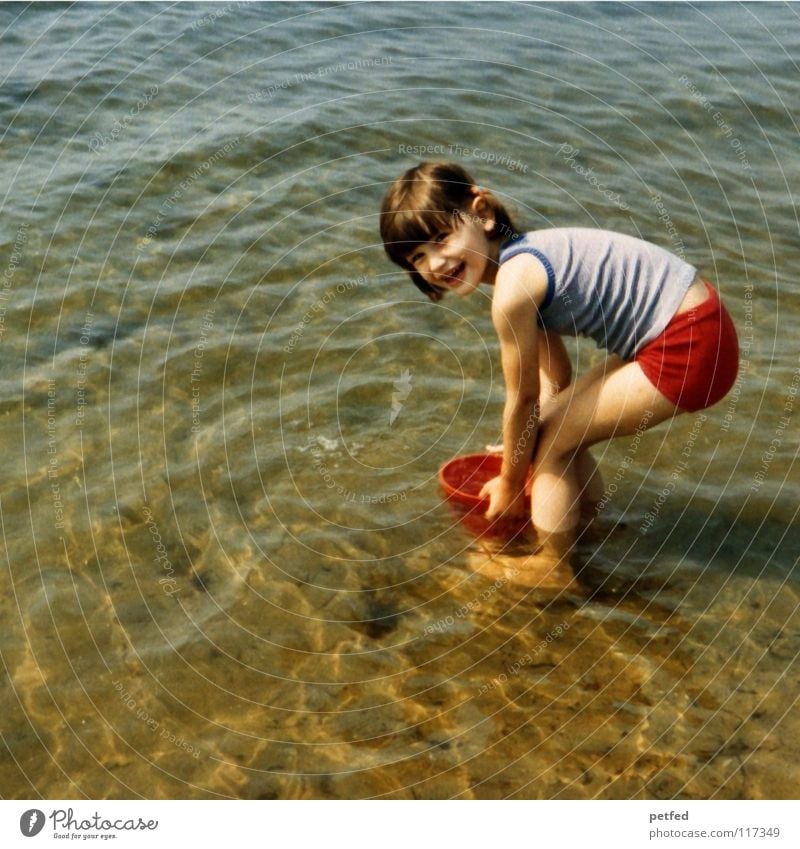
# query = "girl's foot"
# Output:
<box><xmin>467</xmin><ymin>531</ymin><xmax>579</xmax><ymax>591</ymax></box>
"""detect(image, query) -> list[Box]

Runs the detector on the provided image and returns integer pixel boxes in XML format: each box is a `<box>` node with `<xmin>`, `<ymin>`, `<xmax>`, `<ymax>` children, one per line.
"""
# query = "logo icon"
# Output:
<box><xmin>20</xmin><ymin>809</ymin><xmax>46</xmax><ymax>837</ymax></box>
<box><xmin>389</xmin><ymin>369</ymin><xmax>413</xmax><ymax>426</ymax></box>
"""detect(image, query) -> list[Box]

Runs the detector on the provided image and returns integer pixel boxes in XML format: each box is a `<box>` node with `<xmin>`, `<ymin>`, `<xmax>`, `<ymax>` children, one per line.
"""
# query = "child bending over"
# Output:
<box><xmin>380</xmin><ymin>161</ymin><xmax>738</xmax><ymax>584</ymax></box>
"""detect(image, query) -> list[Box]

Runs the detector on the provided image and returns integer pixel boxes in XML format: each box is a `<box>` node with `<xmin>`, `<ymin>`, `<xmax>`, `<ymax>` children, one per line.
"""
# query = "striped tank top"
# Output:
<box><xmin>498</xmin><ymin>228</ymin><xmax>697</xmax><ymax>360</ymax></box>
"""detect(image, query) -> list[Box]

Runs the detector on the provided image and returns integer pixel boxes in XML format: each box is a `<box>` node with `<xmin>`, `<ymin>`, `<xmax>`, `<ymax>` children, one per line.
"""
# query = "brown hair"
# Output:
<box><xmin>379</xmin><ymin>161</ymin><xmax>519</xmax><ymax>300</ymax></box>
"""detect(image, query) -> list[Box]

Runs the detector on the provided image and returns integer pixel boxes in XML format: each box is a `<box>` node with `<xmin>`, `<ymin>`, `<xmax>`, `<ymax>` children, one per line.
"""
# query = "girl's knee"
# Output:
<box><xmin>533</xmin><ymin>434</ymin><xmax>569</xmax><ymax>472</ymax></box>
<box><xmin>534</xmin><ymin>416</ymin><xmax>579</xmax><ymax>465</ymax></box>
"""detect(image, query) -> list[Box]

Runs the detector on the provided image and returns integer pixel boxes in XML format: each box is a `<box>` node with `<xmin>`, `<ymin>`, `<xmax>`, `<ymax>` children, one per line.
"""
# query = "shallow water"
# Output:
<box><xmin>1</xmin><ymin>2</ymin><xmax>798</xmax><ymax>799</ymax></box>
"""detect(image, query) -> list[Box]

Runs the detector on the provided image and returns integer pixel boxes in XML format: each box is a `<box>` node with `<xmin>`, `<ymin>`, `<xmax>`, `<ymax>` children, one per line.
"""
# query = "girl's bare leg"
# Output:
<box><xmin>474</xmin><ymin>359</ymin><xmax>679</xmax><ymax>589</ymax></box>
<box><xmin>531</xmin><ymin>357</ymin><xmax>679</xmax><ymax>536</ymax></box>
<box><xmin>471</xmin><ymin>343</ymin><xmax>681</xmax><ymax>589</ymax></box>
<box><xmin>471</xmin><ymin>337</ymin><xmax>603</xmax><ymax>589</ymax></box>
<box><xmin>576</xmin><ymin>448</ymin><xmax>604</xmax><ymax>516</ymax></box>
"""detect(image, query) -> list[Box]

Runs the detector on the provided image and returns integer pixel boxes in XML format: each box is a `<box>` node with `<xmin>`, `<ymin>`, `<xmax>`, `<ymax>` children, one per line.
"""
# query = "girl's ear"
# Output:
<box><xmin>470</xmin><ymin>189</ymin><xmax>496</xmax><ymax>232</ymax></box>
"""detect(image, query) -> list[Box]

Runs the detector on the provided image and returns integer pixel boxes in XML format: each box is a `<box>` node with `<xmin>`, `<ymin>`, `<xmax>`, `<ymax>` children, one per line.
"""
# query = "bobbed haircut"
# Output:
<box><xmin>380</xmin><ymin>161</ymin><xmax>519</xmax><ymax>300</ymax></box>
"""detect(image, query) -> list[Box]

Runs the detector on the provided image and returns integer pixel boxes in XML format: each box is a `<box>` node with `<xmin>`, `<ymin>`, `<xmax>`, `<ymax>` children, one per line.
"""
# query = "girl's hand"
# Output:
<box><xmin>480</xmin><ymin>475</ymin><xmax>528</xmax><ymax>522</ymax></box>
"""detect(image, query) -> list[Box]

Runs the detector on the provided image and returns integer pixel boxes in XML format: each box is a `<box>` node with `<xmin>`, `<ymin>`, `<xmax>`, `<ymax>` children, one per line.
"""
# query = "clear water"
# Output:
<box><xmin>1</xmin><ymin>1</ymin><xmax>798</xmax><ymax>799</ymax></box>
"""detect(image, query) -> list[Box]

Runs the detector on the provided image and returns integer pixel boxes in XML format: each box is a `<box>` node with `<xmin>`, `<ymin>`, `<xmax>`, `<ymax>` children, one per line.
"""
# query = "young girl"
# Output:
<box><xmin>380</xmin><ymin>161</ymin><xmax>739</xmax><ymax>583</ymax></box>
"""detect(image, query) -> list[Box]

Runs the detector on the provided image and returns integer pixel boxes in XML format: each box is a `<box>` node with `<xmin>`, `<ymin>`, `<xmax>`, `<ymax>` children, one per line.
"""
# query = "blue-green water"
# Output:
<box><xmin>0</xmin><ymin>1</ymin><xmax>798</xmax><ymax>799</ymax></box>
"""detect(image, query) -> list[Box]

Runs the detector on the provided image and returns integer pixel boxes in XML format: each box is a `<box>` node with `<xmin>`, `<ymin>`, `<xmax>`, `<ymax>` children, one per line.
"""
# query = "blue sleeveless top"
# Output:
<box><xmin>498</xmin><ymin>228</ymin><xmax>697</xmax><ymax>360</ymax></box>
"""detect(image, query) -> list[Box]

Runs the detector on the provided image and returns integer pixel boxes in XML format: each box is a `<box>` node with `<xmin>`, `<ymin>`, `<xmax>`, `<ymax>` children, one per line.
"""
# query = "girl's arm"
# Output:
<box><xmin>484</xmin><ymin>330</ymin><xmax>572</xmax><ymax>452</ymax></box>
<box><xmin>481</xmin><ymin>254</ymin><xmax>550</xmax><ymax>520</ymax></box>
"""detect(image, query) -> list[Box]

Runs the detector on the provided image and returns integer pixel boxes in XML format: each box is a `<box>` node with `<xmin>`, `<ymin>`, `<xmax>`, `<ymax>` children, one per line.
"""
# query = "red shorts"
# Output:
<box><xmin>635</xmin><ymin>282</ymin><xmax>739</xmax><ymax>412</ymax></box>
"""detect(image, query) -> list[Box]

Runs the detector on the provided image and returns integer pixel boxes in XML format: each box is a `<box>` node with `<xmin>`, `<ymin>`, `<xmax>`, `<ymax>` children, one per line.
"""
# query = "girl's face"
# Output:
<box><xmin>405</xmin><ymin>199</ymin><xmax>499</xmax><ymax>297</ymax></box>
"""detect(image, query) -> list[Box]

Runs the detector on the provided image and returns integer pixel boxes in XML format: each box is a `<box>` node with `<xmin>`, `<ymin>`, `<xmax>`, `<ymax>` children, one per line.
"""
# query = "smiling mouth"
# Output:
<box><xmin>441</xmin><ymin>262</ymin><xmax>465</xmax><ymax>286</ymax></box>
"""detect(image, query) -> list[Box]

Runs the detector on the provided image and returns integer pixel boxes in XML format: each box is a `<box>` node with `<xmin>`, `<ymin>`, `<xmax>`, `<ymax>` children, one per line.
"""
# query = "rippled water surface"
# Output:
<box><xmin>1</xmin><ymin>2</ymin><xmax>799</xmax><ymax>799</ymax></box>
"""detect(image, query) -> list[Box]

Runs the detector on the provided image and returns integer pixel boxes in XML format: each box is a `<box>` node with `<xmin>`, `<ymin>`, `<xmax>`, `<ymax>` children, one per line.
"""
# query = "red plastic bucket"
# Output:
<box><xmin>439</xmin><ymin>453</ymin><xmax>532</xmax><ymax>536</ymax></box>
<box><xmin>439</xmin><ymin>453</ymin><xmax>503</xmax><ymax>511</ymax></box>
